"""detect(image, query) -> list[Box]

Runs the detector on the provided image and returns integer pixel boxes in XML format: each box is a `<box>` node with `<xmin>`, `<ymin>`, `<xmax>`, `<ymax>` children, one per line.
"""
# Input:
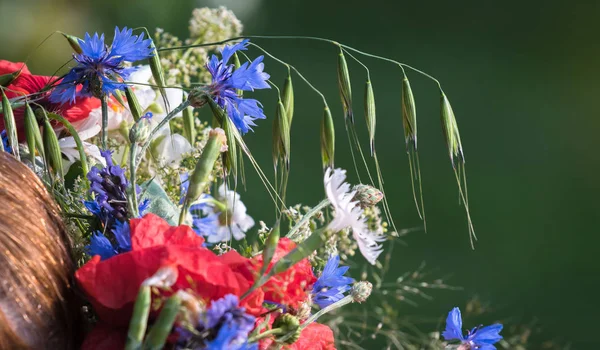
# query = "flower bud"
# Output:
<box><xmin>273</xmin><ymin>313</ymin><xmax>301</xmax><ymax>344</ymax></box>
<box><xmin>351</xmin><ymin>281</ymin><xmax>372</xmax><ymax>303</ymax></box>
<box><xmin>187</xmin><ymin>88</ymin><xmax>209</xmax><ymax>108</ymax></box>
<box><xmin>295</xmin><ymin>295</ymin><xmax>312</xmax><ymax>321</ymax></box>
<box><xmin>353</xmin><ymin>184</ymin><xmax>383</xmax><ymax>208</ymax></box>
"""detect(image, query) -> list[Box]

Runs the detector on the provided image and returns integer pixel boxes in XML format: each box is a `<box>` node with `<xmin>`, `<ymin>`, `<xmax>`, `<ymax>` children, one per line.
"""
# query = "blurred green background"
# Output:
<box><xmin>1</xmin><ymin>0</ymin><xmax>596</xmax><ymax>348</ymax></box>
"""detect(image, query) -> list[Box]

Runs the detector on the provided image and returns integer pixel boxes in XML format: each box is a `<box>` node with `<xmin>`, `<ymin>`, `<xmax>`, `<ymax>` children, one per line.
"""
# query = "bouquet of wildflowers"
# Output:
<box><xmin>0</xmin><ymin>7</ymin><xmax>514</xmax><ymax>350</ymax></box>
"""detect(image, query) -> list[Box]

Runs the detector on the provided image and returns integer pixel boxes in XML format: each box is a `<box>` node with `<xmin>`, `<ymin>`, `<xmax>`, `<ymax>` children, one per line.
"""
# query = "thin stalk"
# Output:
<box><xmin>101</xmin><ymin>95</ymin><xmax>108</xmax><ymax>150</ymax></box>
<box><xmin>285</xmin><ymin>199</ymin><xmax>329</xmax><ymax>240</ymax></box>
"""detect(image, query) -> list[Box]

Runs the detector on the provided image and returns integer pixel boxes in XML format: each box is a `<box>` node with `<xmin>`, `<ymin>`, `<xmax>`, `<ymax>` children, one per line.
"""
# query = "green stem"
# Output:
<box><xmin>247</xmin><ymin>327</ymin><xmax>286</xmax><ymax>343</ymax></box>
<box><xmin>101</xmin><ymin>94</ymin><xmax>108</xmax><ymax>150</ymax></box>
<box><xmin>129</xmin><ymin>141</ymin><xmax>140</xmax><ymax>218</ymax></box>
<box><xmin>285</xmin><ymin>199</ymin><xmax>329</xmax><ymax>240</ymax></box>
<box><xmin>157</xmin><ymin>35</ymin><xmax>442</xmax><ymax>87</ymax></box>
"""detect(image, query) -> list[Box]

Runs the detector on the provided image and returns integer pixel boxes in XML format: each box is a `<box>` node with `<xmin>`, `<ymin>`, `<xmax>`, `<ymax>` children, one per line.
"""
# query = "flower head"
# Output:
<box><xmin>198</xmin><ymin>294</ymin><xmax>255</xmax><ymax>348</ymax></box>
<box><xmin>312</xmin><ymin>255</ymin><xmax>354</xmax><ymax>309</ymax></box>
<box><xmin>206</xmin><ymin>39</ymin><xmax>270</xmax><ymax>134</ymax></box>
<box><xmin>190</xmin><ymin>184</ymin><xmax>255</xmax><ymax>243</ymax></box>
<box><xmin>443</xmin><ymin>307</ymin><xmax>503</xmax><ymax>350</ymax></box>
<box><xmin>50</xmin><ymin>27</ymin><xmax>153</xmax><ymax>104</ymax></box>
<box><xmin>324</xmin><ymin>168</ymin><xmax>385</xmax><ymax>265</ymax></box>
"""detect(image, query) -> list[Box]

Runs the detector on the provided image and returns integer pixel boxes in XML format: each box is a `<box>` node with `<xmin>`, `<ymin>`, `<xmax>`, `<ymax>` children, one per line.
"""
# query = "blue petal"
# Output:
<box><xmin>49</xmin><ymin>67</ymin><xmax>87</xmax><ymax>104</ymax></box>
<box><xmin>77</xmin><ymin>32</ymin><xmax>107</xmax><ymax>60</ymax></box>
<box><xmin>442</xmin><ymin>307</ymin><xmax>465</xmax><ymax>341</ymax></box>
<box><xmin>109</xmin><ymin>27</ymin><xmax>154</xmax><ymax>62</ymax></box>
<box><xmin>470</xmin><ymin>324</ymin><xmax>503</xmax><ymax>345</ymax></box>
<box><xmin>221</xmin><ymin>39</ymin><xmax>249</xmax><ymax>65</ymax></box>
<box><xmin>86</xmin><ymin>232</ymin><xmax>117</xmax><ymax>260</ymax></box>
<box><xmin>230</xmin><ymin>56</ymin><xmax>270</xmax><ymax>91</ymax></box>
<box><xmin>312</xmin><ymin>255</ymin><xmax>354</xmax><ymax>308</ymax></box>
<box><xmin>112</xmin><ymin>221</ymin><xmax>131</xmax><ymax>252</ymax></box>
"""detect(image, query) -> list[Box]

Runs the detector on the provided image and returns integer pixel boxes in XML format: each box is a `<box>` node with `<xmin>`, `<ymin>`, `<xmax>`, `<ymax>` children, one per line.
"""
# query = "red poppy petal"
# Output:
<box><xmin>0</xmin><ymin>60</ymin><xmax>30</xmax><ymax>75</ymax></box>
<box><xmin>59</xmin><ymin>97</ymin><xmax>101</xmax><ymax>123</ymax></box>
<box><xmin>252</xmin><ymin>238</ymin><xmax>316</xmax><ymax>308</ymax></box>
<box><xmin>130</xmin><ymin>214</ymin><xmax>204</xmax><ymax>250</ymax></box>
<box><xmin>75</xmin><ymin>248</ymin><xmax>165</xmax><ymax>326</ymax></box>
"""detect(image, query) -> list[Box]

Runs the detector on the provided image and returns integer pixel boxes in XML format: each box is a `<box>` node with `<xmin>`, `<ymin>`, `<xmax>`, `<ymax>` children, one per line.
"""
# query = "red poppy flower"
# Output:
<box><xmin>75</xmin><ymin>213</ymin><xmax>264</xmax><ymax>328</ymax></box>
<box><xmin>251</xmin><ymin>238</ymin><xmax>317</xmax><ymax>309</ymax></box>
<box><xmin>0</xmin><ymin>60</ymin><xmax>99</xmax><ymax>140</ymax></box>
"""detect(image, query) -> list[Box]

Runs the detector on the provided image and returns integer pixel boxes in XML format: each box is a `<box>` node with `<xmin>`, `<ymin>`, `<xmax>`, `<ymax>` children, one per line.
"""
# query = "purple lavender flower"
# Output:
<box><xmin>443</xmin><ymin>307</ymin><xmax>503</xmax><ymax>350</ymax></box>
<box><xmin>86</xmin><ymin>149</ymin><xmax>130</xmax><ymax>222</ymax></box>
<box><xmin>83</xmin><ymin>150</ymin><xmax>147</xmax><ymax>259</ymax></box>
<box><xmin>206</xmin><ymin>39</ymin><xmax>270</xmax><ymax>134</ymax></box>
<box><xmin>312</xmin><ymin>255</ymin><xmax>354</xmax><ymax>308</ymax></box>
<box><xmin>50</xmin><ymin>27</ymin><xmax>153</xmax><ymax>104</ymax></box>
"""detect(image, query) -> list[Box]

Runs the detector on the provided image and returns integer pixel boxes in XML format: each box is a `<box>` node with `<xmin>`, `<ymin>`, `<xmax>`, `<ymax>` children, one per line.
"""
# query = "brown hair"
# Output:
<box><xmin>0</xmin><ymin>152</ymin><xmax>78</xmax><ymax>349</ymax></box>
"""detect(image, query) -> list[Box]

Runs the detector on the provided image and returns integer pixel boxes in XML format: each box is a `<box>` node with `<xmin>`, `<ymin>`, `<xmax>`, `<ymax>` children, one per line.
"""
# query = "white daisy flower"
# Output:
<box><xmin>190</xmin><ymin>184</ymin><xmax>255</xmax><ymax>243</ymax></box>
<box><xmin>324</xmin><ymin>168</ymin><xmax>384</xmax><ymax>265</ymax></box>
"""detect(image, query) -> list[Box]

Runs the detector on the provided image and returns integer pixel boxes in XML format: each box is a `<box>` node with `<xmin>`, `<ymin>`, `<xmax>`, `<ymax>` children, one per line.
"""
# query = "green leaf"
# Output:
<box><xmin>140</xmin><ymin>179</ymin><xmax>180</xmax><ymax>226</ymax></box>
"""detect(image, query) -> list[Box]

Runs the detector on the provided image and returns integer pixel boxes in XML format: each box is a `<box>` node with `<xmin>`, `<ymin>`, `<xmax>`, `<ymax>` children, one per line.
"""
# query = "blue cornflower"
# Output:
<box><xmin>205</xmin><ymin>324</ymin><xmax>258</xmax><ymax>350</ymax></box>
<box><xmin>177</xmin><ymin>294</ymin><xmax>255</xmax><ymax>349</ymax></box>
<box><xmin>312</xmin><ymin>255</ymin><xmax>354</xmax><ymax>309</ymax></box>
<box><xmin>206</xmin><ymin>39</ymin><xmax>270</xmax><ymax>134</ymax></box>
<box><xmin>85</xmin><ymin>222</ymin><xmax>132</xmax><ymax>260</ymax></box>
<box><xmin>112</xmin><ymin>220</ymin><xmax>131</xmax><ymax>252</ymax></box>
<box><xmin>1</xmin><ymin>130</ymin><xmax>11</xmax><ymax>154</ymax></box>
<box><xmin>443</xmin><ymin>307</ymin><xmax>503</xmax><ymax>350</ymax></box>
<box><xmin>50</xmin><ymin>26</ymin><xmax>153</xmax><ymax>104</ymax></box>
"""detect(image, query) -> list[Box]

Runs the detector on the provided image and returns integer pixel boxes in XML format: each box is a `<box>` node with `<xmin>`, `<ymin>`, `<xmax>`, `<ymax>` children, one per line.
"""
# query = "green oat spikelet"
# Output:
<box><xmin>364</xmin><ymin>79</ymin><xmax>376</xmax><ymax>156</ymax></box>
<box><xmin>145</xmin><ymin>28</ymin><xmax>170</xmax><ymax>112</ymax></box>
<box><xmin>401</xmin><ymin>74</ymin><xmax>426</xmax><ymax>228</ymax></box>
<box><xmin>282</xmin><ymin>71</ymin><xmax>294</xmax><ymax>126</ymax></box>
<box><xmin>41</xmin><ymin>111</ymin><xmax>63</xmax><ymax>180</ymax></box>
<box><xmin>221</xmin><ymin>111</ymin><xmax>239</xmax><ymax>182</ymax></box>
<box><xmin>47</xmin><ymin>112</ymin><xmax>90</xmax><ymax>189</ymax></box>
<box><xmin>0</xmin><ymin>63</ymin><xmax>25</xmax><ymax>86</ymax></box>
<box><xmin>181</xmin><ymin>93</ymin><xmax>196</xmax><ymax>145</ymax></box>
<box><xmin>60</xmin><ymin>32</ymin><xmax>83</xmax><ymax>54</ymax></box>
<box><xmin>1</xmin><ymin>91</ymin><xmax>19</xmax><ymax>159</ymax></box>
<box><xmin>320</xmin><ymin>106</ymin><xmax>335</xmax><ymax>170</ymax></box>
<box><xmin>337</xmin><ymin>48</ymin><xmax>353</xmax><ymax>123</ymax></box>
<box><xmin>275</xmin><ymin>99</ymin><xmax>290</xmax><ymax>170</ymax></box>
<box><xmin>23</xmin><ymin>104</ymin><xmax>38</xmax><ymax>164</ymax></box>
<box><xmin>125</xmin><ymin>86</ymin><xmax>144</xmax><ymax>122</ymax></box>
<box><xmin>179</xmin><ymin>128</ymin><xmax>227</xmax><ymax>224</ymax></box>
<box><xmin>233</xmin><ymin>52</ymin><xmax>243</xmax><ymax>97</ymax></box>
<box><xmin>440</xmin><ymin>90</ymin><xmax>475</xmax><ymax>247</ymax></box>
